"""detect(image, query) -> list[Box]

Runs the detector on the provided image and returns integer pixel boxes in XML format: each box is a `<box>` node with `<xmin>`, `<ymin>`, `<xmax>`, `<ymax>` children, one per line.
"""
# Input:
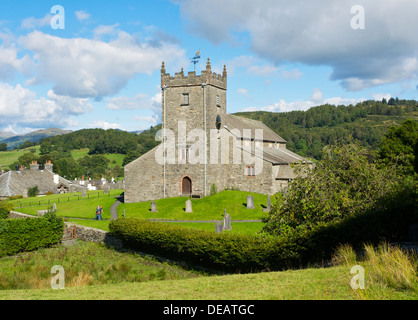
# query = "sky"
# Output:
<box><xmin>0</xmin><ymin>0</ymin><xmax>417</xmax><ymax>134</ymax></box>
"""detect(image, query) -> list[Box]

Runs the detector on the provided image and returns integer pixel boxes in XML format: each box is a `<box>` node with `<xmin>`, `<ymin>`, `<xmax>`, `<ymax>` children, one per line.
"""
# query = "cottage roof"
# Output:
<box><xmin>0</xmin><ymin>169</ymin><xmax>73</xmax><ymax>197</ymax></box>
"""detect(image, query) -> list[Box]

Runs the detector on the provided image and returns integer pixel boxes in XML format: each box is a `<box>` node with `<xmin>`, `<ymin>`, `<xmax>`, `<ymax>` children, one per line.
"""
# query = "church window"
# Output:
<box><xmin>245</xmin><ymin>166</ymin><xmax>255</xmax><ymax>177</ymax></box>
<box><xmin>179</xmin><ymin>147</ymin><xmax>189</xmax><ymax>162</ymax></box>
<box><xmin>182</xmin><ymin>93</ymin><xmax>189</xmax><ymax>105</ymax></box>
<box><xmin>216</xmin><ymin>95</ymin><xmax>220</xmax><ymax>107</ymax></box>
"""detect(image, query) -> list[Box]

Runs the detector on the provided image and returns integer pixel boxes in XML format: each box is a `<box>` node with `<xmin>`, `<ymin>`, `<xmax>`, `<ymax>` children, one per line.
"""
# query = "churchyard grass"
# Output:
<box><xmin>10</xmin><ymin>190</ymin><xmax>123</xmax><ymax>220</ymax></box>
<box><xmin>118</xmin><ymin>190</ymin><xmax>269</xmax><ymax>221</ymax></box>
<box><xmin>167</xmin><ymin>222</ymin><xmax>265</xmax><ymax>235</ymax></box>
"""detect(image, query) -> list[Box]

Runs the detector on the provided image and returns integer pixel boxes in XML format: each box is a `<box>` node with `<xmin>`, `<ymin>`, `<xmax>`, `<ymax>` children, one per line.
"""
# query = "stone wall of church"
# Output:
<box><xmin>124</xmin><ymin>146</ymin><xmax>164</xmax><ymax>203</ymax></box>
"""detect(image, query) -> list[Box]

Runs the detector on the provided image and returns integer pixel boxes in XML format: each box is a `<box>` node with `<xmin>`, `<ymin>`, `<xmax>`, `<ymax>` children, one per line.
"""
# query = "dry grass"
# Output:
<box><xmin>333</xmin><ymin>242</ymin><xmax>418</xmax><ymax>299</ymax></box>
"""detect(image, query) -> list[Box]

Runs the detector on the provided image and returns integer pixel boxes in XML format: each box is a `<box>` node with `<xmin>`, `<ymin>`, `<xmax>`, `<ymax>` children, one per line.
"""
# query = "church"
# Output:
<box><xmin>124</xmin><ymin>59</ymin><xmax>312</xmax><ymax>203</ymax></box>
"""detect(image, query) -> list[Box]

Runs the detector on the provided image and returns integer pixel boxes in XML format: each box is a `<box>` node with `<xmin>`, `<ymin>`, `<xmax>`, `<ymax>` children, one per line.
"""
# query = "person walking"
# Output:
<box><xmin>98</xmin><ymin>205</ymin><xmax>103</xmax><ymax>220</ymax></box>
<box><xmin>94</xmin><ymin>205</ymin><xmax>100</xmax><ymax>220</ymax></box>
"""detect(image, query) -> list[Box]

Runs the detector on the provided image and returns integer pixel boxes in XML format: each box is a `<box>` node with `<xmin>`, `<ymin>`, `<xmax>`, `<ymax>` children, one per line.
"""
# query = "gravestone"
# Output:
<box><xmin>263</xmin><ymin>195</ymin><xmax>271</xmax><ymax>212</ymax></box>
<box><xmin>23</xmin><ymin>189</ymin><xmax>28</xmax><ymax>199</ymax></box>
<box><xmin>81</xmin><ymin>189</ymin><xmax>86</xmax><ymax>198</ymax></box>
<box><xmin>185</xmin><ymin>199</ymin><xmax>193</xmax><ymax>213</ymax></box>
<box><xmin>215</xmin><ymin>221</ymin><xmax>223</xmax><ymax>233</ymax></box>
<box><xmin>37</xmin><ymin>210</ymin><xmax>49</xmax><ymax>217</ymax></box>
<box><xmin>223</xmin><ymin>211</ymin><xmax>232</xmax><ymax>231</ymax></box>
<box><xmin>52</xmin><ymin>203</ymin><xmax>57</xmax><ymax>213</ymax></box>
<box><xmin>103</xmin><ymin>184</ymin><xmax>109</xmax><ymax>194</ymax></box>
<box><xmin>246</xmin><ymin>195</ymin><xmax>255</xmax><ymax>209</ymax></box>
<box><xmin>151</xmin><ymin>201</ymin><xmax>158</xmax><ymax>212</ymax></box>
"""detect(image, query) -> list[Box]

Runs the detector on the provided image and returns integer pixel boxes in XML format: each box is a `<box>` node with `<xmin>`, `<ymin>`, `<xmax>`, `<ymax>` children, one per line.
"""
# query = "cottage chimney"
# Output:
<box><xmin>30</xmin><ymin>160</ymin><xmax>38</xmax><ymax>170</ymax></box>
<box><xmin>44</xmin><ymin>160</ymin><xmax>53</xmax><ymax>171</ymax></box>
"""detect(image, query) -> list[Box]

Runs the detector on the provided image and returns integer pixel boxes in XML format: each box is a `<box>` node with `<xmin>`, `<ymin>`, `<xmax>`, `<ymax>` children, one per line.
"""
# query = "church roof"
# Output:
<box><xmin>224</xmin><ymin>114</ymin><xmax>286</xmax><ymax>143</ymax></box>
<box><xmin>238</xmin><ymin>145</ymin><xmax>313</xmax><ymax>166</ymax></box>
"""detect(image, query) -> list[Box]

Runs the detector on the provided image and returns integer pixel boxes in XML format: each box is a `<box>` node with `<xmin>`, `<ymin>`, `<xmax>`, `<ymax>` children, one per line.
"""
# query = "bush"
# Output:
<box><xmin>28</xmin><ymin>186</ymin><xmax>39</xmax><ymax>198</ymax></box>
<box><xmin>0</xmin><ymin>201</ymin><xmax>14</xmax><ymax>220</ymax></box>
<box><xmin>110</xmin><ymin>218</ymin><xmax>302</xmax><ymax>273</ymax></box>
<box><xmin>210</xmin><ymin>183</ymin><xmax>217</xmax><ymax>195</ymax></box>
<box><xmin>0</xmin><ymin>213</ymin><xmax>64</xmax><ymax>257</ymax></box>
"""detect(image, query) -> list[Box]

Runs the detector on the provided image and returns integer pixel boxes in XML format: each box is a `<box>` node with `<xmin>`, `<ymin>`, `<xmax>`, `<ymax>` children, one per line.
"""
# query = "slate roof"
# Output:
<box><xmin>225</xmin><ymin>114</ymin><xmax>286</xmax><ymax>143</ymax></box>
<box><xmin>0</xmin><ymin>169</ymin><xmax>75</xmax><ymax>197</ymax></box>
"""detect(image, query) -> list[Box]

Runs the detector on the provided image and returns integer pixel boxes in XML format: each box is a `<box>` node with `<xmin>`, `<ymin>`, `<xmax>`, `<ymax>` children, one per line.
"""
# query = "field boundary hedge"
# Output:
<box><xmin>0</xmin><ymin>212</ymin><xmax>64</xmax><ymax>257</ymax></box>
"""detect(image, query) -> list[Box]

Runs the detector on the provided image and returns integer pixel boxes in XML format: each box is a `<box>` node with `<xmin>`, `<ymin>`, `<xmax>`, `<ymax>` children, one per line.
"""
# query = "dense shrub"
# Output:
<box><xmin>0</xmin><ymin>202</ymin><xmax>14</xmax><ymax>220</ymax></box>
<box><xmin>109</xmin><ymin>218</ymin><xmax>303</xmax><ymax>273</ymax></box>
<box><xmin>0</xmin><ymin>213</ymin><xmax>64</xmax><ymax>257</ymax></box>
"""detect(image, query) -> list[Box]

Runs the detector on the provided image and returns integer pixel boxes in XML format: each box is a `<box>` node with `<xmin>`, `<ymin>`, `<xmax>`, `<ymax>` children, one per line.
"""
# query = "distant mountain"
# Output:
<box><xmin>2</xmin><ymin>128</ymin><xmax>72</xmax><ymax>150</ymax></box>
<box><xmin>0</xmin><ymin>131</ymin><xmax>16</xmax><ymax>141</ymax></box>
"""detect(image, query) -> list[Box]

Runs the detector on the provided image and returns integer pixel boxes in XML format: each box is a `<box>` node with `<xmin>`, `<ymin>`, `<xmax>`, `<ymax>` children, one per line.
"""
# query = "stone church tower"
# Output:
<box><xmin>124</xmin><ymin>59</ymin><xmax>312</xmax><ymax>203</ymax></box>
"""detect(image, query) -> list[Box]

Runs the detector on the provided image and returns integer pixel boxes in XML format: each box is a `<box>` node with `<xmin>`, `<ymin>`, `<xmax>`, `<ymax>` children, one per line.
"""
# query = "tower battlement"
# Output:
<box><xmin>161</xmin><ymin>58</ymin><xmax>227</xmax><ymax>90</ymax></box>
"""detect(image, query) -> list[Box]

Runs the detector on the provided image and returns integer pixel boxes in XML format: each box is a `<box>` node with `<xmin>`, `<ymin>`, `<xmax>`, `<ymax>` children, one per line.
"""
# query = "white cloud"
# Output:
<box><xmin>281</xmin><ymin>68</ymin><xmax>302</xmax><ymax>80</ymax></box>
<box><xmin>88</xmin><ymin>120</ymin><xmax>123</xmax><ymax>130</ymax></box>
<box><xmin>0</xmin><ymin>83</ymin><xmax>92</xmax><ymax>131</ymax></box>
<box><xmin>178</xmin><ymin>0</ymin><xmax>418</xmax><ymax>91</ymax></box>
<box><xmin>226</xmin><ymin>55</ymin><xmax>278</xmax><ymax>77</ymax></box>
<box><xmin>0</xmin><ymin>44</ymin><xmax>32</xmax><ymax>80</ymax></box>
<box><xmin>371</xmin><ymin>92</ymin><xmax>392</xmax><ymax>101</ymax></box>
<box><xmin>19</xmin><ymin>30</ymin><xmax>186</xmax><ymax>99</ymax></box>
<box><xmin>237</xmin><ymin>88</ymin><xmax>249</xmax><ymax>97</ymax></box>
<box><xmin>93</xmin><ymin>24</ymin><xmax>120</xmax><ymax>39</ymax></box>
<box><xmin>75</xmin><ymin>10</ymin><xmax>90</xmax><ymax>22</ymax></box>
<box><xmin>311</xmin><ymin>88</ymin><xmax>323</xmax><ymax>103</ymax></box>
<box><xmin>240</xmin><ymin>88</ymin><xmax>365</xmax><ymax>113</ymax></box>
<box><xmin>21</xmin><ymin>14</ymin><xmax>52</xmax><ymax>29</ymax></box>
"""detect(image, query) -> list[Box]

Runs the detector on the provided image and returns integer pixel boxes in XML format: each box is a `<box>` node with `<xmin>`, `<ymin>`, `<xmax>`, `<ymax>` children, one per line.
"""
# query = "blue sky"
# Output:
<box><xmin>0</xmin><ymin>0</ymin><xmax>417</xmax><ymax>134</ymax></box>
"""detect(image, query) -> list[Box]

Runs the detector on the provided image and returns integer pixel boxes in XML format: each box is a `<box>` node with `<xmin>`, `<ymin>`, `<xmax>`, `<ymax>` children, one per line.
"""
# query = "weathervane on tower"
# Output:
<box><xmin>190</xmin><ymin>49</ymin><xmax>201</xmax><ymax>71</ymax></box>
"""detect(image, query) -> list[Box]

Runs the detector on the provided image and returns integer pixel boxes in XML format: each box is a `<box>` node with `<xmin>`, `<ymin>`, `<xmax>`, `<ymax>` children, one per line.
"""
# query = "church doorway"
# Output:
<box><xmin>182</xmin><ymin>176</ymin><xmax>192</xmax><ymax>195</ymax></box>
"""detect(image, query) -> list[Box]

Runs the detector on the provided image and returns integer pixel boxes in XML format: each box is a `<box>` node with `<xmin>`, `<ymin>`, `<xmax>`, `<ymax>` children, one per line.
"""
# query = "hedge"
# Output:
<box><xmin>109</xmin><ymin>219</ymin><xmax>303</xmax><ymax>272</ymax></box>
<box><xmin>109</xmin><ymin>188</ymin><xmax>416</xmax><ymax>273</ymax></box>
<box><xmin>0</xmin><ymin>213</ymin><xmax>64</xmax><ymax>257</ymax></box>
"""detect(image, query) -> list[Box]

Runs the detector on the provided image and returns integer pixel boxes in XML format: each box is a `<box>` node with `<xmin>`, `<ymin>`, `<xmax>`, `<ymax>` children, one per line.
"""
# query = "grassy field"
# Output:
<box><xmin>0</xmin><ymin>146</ymin><xmax>41</xmax><ymax>170</ymax></box>
<box><xmin>0</xmin><ymin>241</ymin><xmax>416</xmax><ymax>300</ymax></box>
<box><xmin>11</xmin><ymin>190</ymin><xmax>123</xmax><ymax>220</ymax></box>
<box><xmin>9</xmin><ymin>190</ymin><xmax>266</xmax><ymax>234</ymax></box>
<box><xmin>71</xmin><ymin>148</ymin><xmax>124</xmax><ymax>168</ymax></box>
<box><xmin>118</xmin><ymin>190</ymin><xmax>269</xmax><ymax>221</ymax></box>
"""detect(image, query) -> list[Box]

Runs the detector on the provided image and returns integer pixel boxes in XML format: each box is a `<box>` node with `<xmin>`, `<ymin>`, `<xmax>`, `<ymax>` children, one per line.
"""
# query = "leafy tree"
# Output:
<box><xmin>55</xmin><ymin>157</ymin><xmax>82</xmax><ymax>179</ymax></box>
<box><xmin>379</xmin><ymin>119</ymin><xmax>417</xmax><ymax>175</ymax></box>
<box><xmin>17</xmin><ymin>152</ymin><xmax>38</xmax><ymax>168</ymax></box>
<box><xmin>0</xmin><ymin>143</ymin><xmax>7</xmax><ymax>151</ymax></box>
<box><xmin>262</xmin><ymin>142</ymin><xmax>401</xmax><ymax>236</ymax></box>
<box><xmin>39</xmin><ymin>141</ymin><xmax>53</xmax><ymax>155</ymax></box>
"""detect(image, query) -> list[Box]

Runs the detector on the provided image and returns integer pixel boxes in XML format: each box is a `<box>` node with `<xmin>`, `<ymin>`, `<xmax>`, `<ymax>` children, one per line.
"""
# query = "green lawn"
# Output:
<box><xmin>118</xmin><ymin>190</ymin><xmax>269</xmax><ymax>221</ymax></box>
<box><xmin>9</xmin><ymin>190</ymin><xmax>268</xmax><ymax>235</ymax></box>
<box><xmin>167</xmin><ymin>221</ymin><xmax>265</xmax><ymax>235</ymax></box>
<box><xmin>11</xmin><ymin>190</ymin><xmax>124</xmax><ymax>220</ymax></box>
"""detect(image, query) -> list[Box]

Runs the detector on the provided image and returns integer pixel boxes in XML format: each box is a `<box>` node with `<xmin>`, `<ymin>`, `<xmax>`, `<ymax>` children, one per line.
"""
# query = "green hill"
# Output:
<box><xmin>234</xmin><ymin>99</ymin><xmax>417</xmax><ymax>160</ymax></box>
<box><xmin>2</xmin><ymin>128</ymin><xmax>72</xmax><ymax>150</ymax></box>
